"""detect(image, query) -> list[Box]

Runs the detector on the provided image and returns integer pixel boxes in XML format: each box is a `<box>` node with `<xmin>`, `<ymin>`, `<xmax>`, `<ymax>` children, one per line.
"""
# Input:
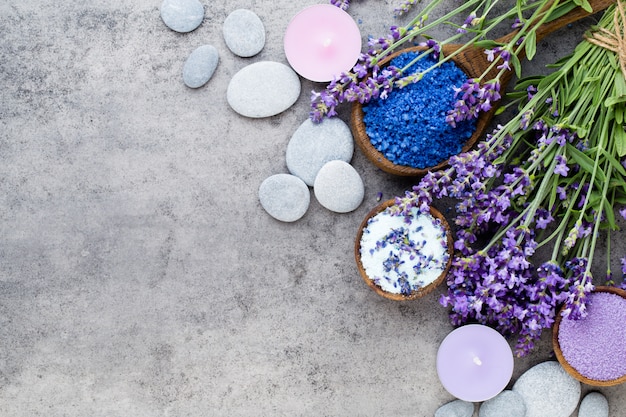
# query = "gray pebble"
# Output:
<box><xmin>227</xmin><ymin>61</ymin><xmax>301</xmax><ymax>118</ymax></box>
<box><xmin>435</xmin><ymin>400</ymin><xmax>474</xmax><ymax>417</ymax></box>
<box><xmin>313</xmin><ymin>160</ymin><xmax>364</xmax><ymax>213</ymax></box>
<box><xmin>512</xmin><ymin>361</ymin><xmax>580</xmax><ymax>417</ymax></box>
<box><xmin>183</xmin><ymin>45</ymin><xmax>219</xmax><ymax>88</ymax></box>
<box><xmin>286</xmin><ymin>117</ymin><xmax>354</xmax><ymax>186</ymax></box>
<box><xmin>259</xmin><ymin>174</ymin><xmax>310</xmax><ymax>222</ymax></box>
<box><xmin>479</xmin><ymin>390</ymin><xmax>526</xmax><ymax>417</ymax></box>
<box><xmin>223</xmin><ymin>9</ymin><xmax>265</xmax><ymax>57</ymax></box>
<box><xmin>160</xmin><ymin>0</ymin><xmax>204</xmax><ymax>33</ymax></box>
<box><xmin>579</xmin><ymin>392</ymin><xmax>609</xmax><ymax>417</ymax></box>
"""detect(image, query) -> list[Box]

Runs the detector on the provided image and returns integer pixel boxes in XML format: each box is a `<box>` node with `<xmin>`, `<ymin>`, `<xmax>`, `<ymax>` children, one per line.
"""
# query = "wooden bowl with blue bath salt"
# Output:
<box><xmin>350</xmin><ymin>0</ymin><xmax>613</xmax><ymax>176</ymax></box>
<box><xmin>355</xmin><ymin>198</ymin><xmax>453</xmax><ymax>301</ymax></box>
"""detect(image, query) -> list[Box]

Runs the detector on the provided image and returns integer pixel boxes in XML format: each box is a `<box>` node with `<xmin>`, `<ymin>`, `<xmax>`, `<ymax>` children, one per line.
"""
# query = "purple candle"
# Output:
<box><xmin>436</xmin><ymin>324</ymin><xmax>514</xmax><ymax>402</ymax></box>
<box><xmin>283</xmin><ymin>4</ymin><xmax>361</xmax><ymax>82</ymax></box>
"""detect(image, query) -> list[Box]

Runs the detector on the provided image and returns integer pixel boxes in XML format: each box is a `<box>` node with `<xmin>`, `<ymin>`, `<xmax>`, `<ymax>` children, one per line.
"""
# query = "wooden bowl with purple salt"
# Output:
<box><xmin>354</xmin><ymin>199</ymin><xmax>453</xmax><ymax>301</ymax></box>
<box><xmin>350</xmin><ymin>45</ymin><xmax>498</xmax><ymax>177</ymax></box>
<box><xmin>553</xmin><ymin>286</ymin><xmax>626</xmax><ymax>386</ymax></box>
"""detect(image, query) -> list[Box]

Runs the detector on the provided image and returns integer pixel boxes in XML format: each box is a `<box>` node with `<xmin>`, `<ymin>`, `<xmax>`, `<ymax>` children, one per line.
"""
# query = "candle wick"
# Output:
<box><xmin>473</xmin><ymin>356</ymin><xmax>482</xmax><ymax>366</ymax></box>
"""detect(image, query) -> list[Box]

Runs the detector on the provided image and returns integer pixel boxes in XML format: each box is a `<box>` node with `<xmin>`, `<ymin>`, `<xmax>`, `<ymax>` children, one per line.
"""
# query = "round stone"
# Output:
<box><xmin>578</xmin><ymin>392</ymin><xmax>609</xmax><ymax>417</ymax></box>
<box><xmin>160</xmin><ymin>0</ymin><xmax>204</xmax><ymax>33</ymax></box>
<box><xmin>512</xmin><ymin>361</ymin><xmax>581</xmax><ymax>417</ymax></box>
<box><xmin>286</xmin><ymin>117</ymin><xmax>354</xmax><ymax>186</ymax></box>
<box><xmin>478</xmin><ymin>390</ymin><xmax>526</xmax><ymax>417</ymax></box>
<box><xmin>182</xmin><ymin>45</ymin><xmax>219</xmax><ymax>88</ymax></box>
<box><xmin>227</xmin><ymin>61</ymin><xmax>301</xmax><ymax>118</ymax></box>
<box><xmin>223</xmin><ymin>9</ymin><xmax>265</xmax><ymax>57</ymax></box>
<box><xmin>259</xmin><ymin>174</ymin><xmax>310</xmax><ymax>222</ymax></box>
<box><xmin>313</xmin><ymin>160</ymin><xmax>364</xmax><ymax>213</ymax></box>
<box><xmin>434</xmin><ymin>400</ymin><xmax>474</xmax><ymax>417</ymax></box>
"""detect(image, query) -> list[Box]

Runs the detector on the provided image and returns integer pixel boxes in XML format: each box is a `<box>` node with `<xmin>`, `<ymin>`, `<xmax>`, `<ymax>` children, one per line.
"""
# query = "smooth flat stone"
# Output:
<box><xmin>223</xmin><ymin>9</ymin><xmax>265</xmax><ymax>57</ymax></box>
<box><xmin>286</xmin><ymin>117</ymin><xmax>354</xmax><ymax>186</ymax></box>
<box><xmin>578</xmin><ymin>392</ymin><xmax>609</xmax><ymax>417</ymax></box>
<box><xmin>227</xmin><ymin>61</ymin><xmax>301</xmax><ymax>118</ymax></box>
<box><xmin>183</xmin><ymin>45</ymin><xmax>219</xmax><ymax>88</ymax></box>
<box><xmin>160</xmin><ymin>0</ymin><xmax>204</xmax><ymax>33</ymax></box>
<box><xmin>512</xmin><ymin>361</ymin><xmax>580</xmax><ymax>417</ymax></box>
<box><xmin>313</xmin><ymin>160</ymin><xmax>364</xmax><ymax>213</ymax></box>
<box><xmin>478</xmin><ymin>390</ymin><xmax>526</xmax><ymax>417</ymax></box>
<box><xmin>259</xmin><ymin>174</ymin><xmax>310</xmax><ymax>222</ymax></box>
<box><xmin>435</xmin><ymin>400</ymin><xmax>474</xmax><ymax>417</ymax></box>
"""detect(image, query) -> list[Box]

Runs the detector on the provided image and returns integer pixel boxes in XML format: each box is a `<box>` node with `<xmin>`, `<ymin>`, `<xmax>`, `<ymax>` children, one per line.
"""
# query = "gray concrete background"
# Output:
<box><xmin>1</xmin><ymin>0</ymin><xmax>624</xmax><ymax>416</ymax></box>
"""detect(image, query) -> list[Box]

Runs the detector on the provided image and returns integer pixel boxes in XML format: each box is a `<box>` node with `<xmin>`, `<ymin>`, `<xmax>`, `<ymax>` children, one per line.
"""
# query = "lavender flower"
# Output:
<box><xmin>393</xmin><ymin>9</ymin><xmax>626</xmax><ymax>351</ymax></box>
<box><xmin>311</xmin><ymin>0</ymin><xmax>560</xmax><ymax>122</ymax></box>
<box><xmin>329</xmin><ymin>0</ymin><xmax>350</xmax><ymax>11</ymax></box>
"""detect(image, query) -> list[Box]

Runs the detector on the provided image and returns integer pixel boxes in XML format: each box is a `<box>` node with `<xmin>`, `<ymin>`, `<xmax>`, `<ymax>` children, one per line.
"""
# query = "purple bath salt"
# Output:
<box><xmin>558</xmin><ymin>291</ymin><xmax>626</xmax><ymax>381</ymax></box>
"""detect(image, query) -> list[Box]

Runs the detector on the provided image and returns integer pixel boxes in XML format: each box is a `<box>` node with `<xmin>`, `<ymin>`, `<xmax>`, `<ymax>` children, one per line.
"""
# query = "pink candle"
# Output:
<box><xmin>436</xmin><ymin>324</ymin><xmax>514</xmax><ymax>402</ymax></box>
<box><xmin>283</xmin><ymin>4</ymin><xmax>362</xmax><ymax>82</ymax></box>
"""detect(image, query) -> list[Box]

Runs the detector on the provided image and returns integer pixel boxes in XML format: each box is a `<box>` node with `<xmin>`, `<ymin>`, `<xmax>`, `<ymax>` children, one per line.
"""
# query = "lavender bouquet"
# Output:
<box><xmin>315</xmin><ymin>0</ymin><xmax>595</xmax><ymax>123</ymax></box>
<box><xmin>393</xmin><ymin>2</ymin><xmax>626</xmax><ymax>356</ymax></box>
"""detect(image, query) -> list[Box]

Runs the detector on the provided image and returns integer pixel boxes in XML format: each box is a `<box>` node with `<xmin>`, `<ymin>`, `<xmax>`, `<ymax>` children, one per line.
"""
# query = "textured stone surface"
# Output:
<box><xmin>512</xmin><ymin>361</ymin><xmax>581</xmax><ymax>417</ymax></box>
<box><xmin>1</xmin><ymin>1</ymin><xmax>625</xmax><ymax>417</ymax></box>
<box><xmin>579</xmin><ymin>392</ymin><xmax>609</xmax><ymax>417</ymax></box>
<box><xmin>286</xmin><ymin>117</ymin><xmax>354</xmax><ymax>186</ymax></box>
<box><xmin>478</xmin><ymin>390</ymin><xmax>526</xmax><ymax>417</ymax></box>
<box><xmin>434</xmin><ymin>400</ymin><xmax>474</xmax><ymax>417</ymax></box>
<box><xmin>227</xmin><ymin>61</ymin><xmax>301</xmax><ymax>118</ymax></box>
<box><xmin>259</xmin><ymin>174</ymin><xmax>310</xmax><ymax>222</ymax></box>
<box><xmin>222</xmin><ymin>9</ymin><xmax>265</xmax><ymax>57</ymax></box>
<box><xmin>160</xmin><ymin>0</ymin><xmax>204</xmax><ymax>33</ymax></box>
<box><xmin>182</xmin><ymin>44</ymin><xmax>219</xmax><ymax>88</ymax></box>
<box><xmin>313</xmin><ymin>160</ymin><xmax>364</xmax><ymax>213</ymax></box>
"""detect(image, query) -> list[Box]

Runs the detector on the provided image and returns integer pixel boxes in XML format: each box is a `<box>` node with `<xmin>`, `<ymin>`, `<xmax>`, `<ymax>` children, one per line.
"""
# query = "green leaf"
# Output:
<box><xmin>473</xmin><ymin>40</ymin><xmax>501</xmax><ymax>49</ymax></box>
<box><xmin>567</xmin><ymin>144</ymin><xmax>607</xmax><ymax>183</ymax></box>
<box><xmin>574</xmin><ymin>0</ymin><xmax>593</xmax><ymax>13</ymax></box>
<box><xmin>600</xmin><ymin>146</ymin><xmax>626</xmax><ymax>175</ymax></box>
<box><xmin>604</xmin><ymin>95</ymin><xmax>626</xmax><ymax>107</ymax></box>
<box><xmin>603</xmin><ymin>198</ymin><xmax>617</xmax><ymax>229</ymax></box>
<box><xmin>495</xmin><ymin>106</ymin><xmax>507</xmax><ymax>115</ymax></box>
<box><xmin>616</xmin><ymin>106</ymin><xmax>624</xmax><ymax>124</ymax></box>
<box><xmin>510</xmin><ymin>53</ymin><xmax>522</xmax><ymax>78</ymax></box>
<box><xmin>525</xmin><ymin>30</ymin><xmax>537</xmax><ymax>61</ymax></box>
<box><xmin>615</xmin><ymin>71</ymin><xmax>626</xmax><ymax>95</ymax></box>
<box><xmin>615</xmin><ymin>125</ymin><xmax>626</xmax><ymax>157</ymax></box>
<box><xmin>546</xmin><ymin>2</ymin><xmax>579</xmax><ymax>22</ymax></box>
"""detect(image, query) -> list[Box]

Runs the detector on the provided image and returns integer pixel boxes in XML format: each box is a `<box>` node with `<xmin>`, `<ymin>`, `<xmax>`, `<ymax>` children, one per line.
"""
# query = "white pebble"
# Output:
<box><xmin>223</xmin><ymin>9</ymin><xmax>265</xmax><ymax>57</ymax></box>
<box><xmin>259</xmin><ymin>174</ymin><xmax>310</xmax><ymax>222</ymax></box>
<box><xmin>512</xmin><ymin>361</ymin><xmax>580</xmax><ymax>417</ymax></box>
<box><xmin>578</xmin><ymin>392</ymin><xmax>609</xmax><ymax>417</ymax></box>
<box><xmin>435</xmin><ymin>400</ymin><xmax>474</xmax><ymax>417</ymax></box>
<box><xmin>313</xmin><ymin>161</ymin><xmax>364</xmax><ymax>213</ymax></box>
<box><xmin>286</xmin><ymin>117</ymin><xmax>354</xmax><ymax>186</ymax></box>
<box><xmin>160</xmin><ymin>0</ymin><xmax>204</xmax><ymax>33</ymax></box>
<box><xmin>479</xmin><ymin>390</ymin><xmax>526</xmax><ymax>417</ymax></box>
<box><xmin>182</xmin><ymin>45</ymin><xmax>219</xmax><ymax>88</ymax></box>
<box><xmin>227</xmin><ymin>61</ymin><xmax>301</xmax><ymax>118</ymax></box>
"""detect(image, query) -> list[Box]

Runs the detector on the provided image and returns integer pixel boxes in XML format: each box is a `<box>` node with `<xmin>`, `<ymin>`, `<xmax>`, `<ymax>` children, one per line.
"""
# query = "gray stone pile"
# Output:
<box><xmin>435</xmin><ymin>361</ymin><xmax>610</xmax><ymax>417</ymax></box>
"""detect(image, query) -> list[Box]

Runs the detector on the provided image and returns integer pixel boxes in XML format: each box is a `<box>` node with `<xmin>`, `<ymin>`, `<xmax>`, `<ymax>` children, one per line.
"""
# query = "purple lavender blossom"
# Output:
<box><xmin>554</xmin><ymin>155</ymin><xmax>570</xmax><ymax>176</ymax></box>
<box><xmin>394</xmin><ymin>0</ymin><xmax>420</xmax><ymax>16</ymax></box>
<box><xmin>329</xmin><ymin>0</ymin><xmax>350</xmax><ymax>11</ymax></box>
<box><xmin>447</xmin><ymin>79</ymin><xmax>501</xmax><ymax>127</ymax></box>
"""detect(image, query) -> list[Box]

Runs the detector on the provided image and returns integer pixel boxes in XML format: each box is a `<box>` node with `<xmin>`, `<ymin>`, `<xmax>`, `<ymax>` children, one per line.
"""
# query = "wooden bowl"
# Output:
<box><xmin>553</xmin><ymin>286</ymin><xmax>626</xmax><ymax>386</ymax></box>
<box><xmin>354</xmin><ymin>199</ymin><xmax>453</xmax><ymax>301</ymax></box>
<box><xmin>350</xmin><ymin>45</ymin><xmax>498</xmax><ymax>176</ymax></box>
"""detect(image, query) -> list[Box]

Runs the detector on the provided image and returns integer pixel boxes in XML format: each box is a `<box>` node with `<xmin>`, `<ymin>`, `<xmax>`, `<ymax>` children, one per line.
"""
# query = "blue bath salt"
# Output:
<box><xmin>363</xmin><ymin>52</ymin><xmax>476</xmax><ymax>169</ymax></box>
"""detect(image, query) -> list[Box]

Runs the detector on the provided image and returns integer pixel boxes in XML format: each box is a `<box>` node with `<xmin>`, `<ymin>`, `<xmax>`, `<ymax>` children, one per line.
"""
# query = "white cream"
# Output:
<box><xmin>360</xmin><ymin>207</ymin><xmax>448</xmax><ymax>295</ymax></box>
